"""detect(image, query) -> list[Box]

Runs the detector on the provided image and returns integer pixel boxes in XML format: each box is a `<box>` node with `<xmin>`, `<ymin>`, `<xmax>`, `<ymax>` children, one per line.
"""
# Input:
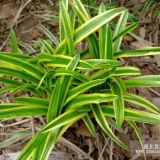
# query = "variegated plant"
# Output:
<box><xmin>0</xmin><ymin>0</ymin><xmax>160</xmax><ymax>159</ymax></box>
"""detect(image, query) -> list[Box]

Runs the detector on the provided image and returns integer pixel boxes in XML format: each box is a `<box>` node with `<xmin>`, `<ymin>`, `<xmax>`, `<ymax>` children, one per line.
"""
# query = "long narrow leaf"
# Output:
<box><xmin>66</xmin><ymin>79</ymin><xmax>105</xmax><ymax>103</ymax></box>
<box><xmin>66</xmin><ymin>93</ymin><xmax>117</xmax><ymax>110</ymax></box>
<box><xmin>109</xmin><ymin>78</ymin><xmax>124</xmax><ymax>127</ymax></box>
<box><xmin>74</xmin><ymin>8</ymin><xmax>124</xmax><ymax>45</ymax></box>
<box><xmin>99</xmin><ymin>4</ymin><xmax>113</xmax><ymax>59</ymax></box>
<box><xmin>115</xmin><ymin>47</ymin><xmax>160</xmax><ymax>58</ymax></box>
<box><xmin>92</xmin><ymin>104</ymin><xmax>127</xmax><ymax>149</ymax></box>
<box><xmin>102</xmin><ymin>106</ymin><xmax>160</xmax><ymax>125</ymax></box>
<box><xmin>125</xmin><ymin>75</ymin><xmax>160</xmax><ymax>87</ymax></box>
<box><xmin>113</xmin><ymin>9</ymin><xmax>128</xmax><ymax>52</ymax></box>
<box><xmin>47</xmin><ymin>55</ymin><xmax>80</xmax><ymax>122</ymax></box>
<box><xmin>124</xmin><ymin>93</ymin><xmax>160</xmax><ymax>114</ymax></box>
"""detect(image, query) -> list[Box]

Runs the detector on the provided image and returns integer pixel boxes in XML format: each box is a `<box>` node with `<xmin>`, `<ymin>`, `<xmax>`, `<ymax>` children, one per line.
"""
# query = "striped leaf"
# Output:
<box><xmin>60</xmin><ymin>0</ymin><xmax>74</xmax><ymax>56</ymax></box>
<box><xmin>99</xmin><ymin>3</ymin><xmax>113</xmax><ymax>59</ymax></box>
<box><xmin>115</xmin><ymin>47</ymin><xmax>160</xmax><ymax>58</ymax></box>
<box><xmin>65</xmin><ymin>79</ymin><xmax>106</xmax><ymax>103</ymax></box>
<box><xmin>42</xmin><ymin>108</ymin><xmax>88</xmax><ymax>133</ymax></box>
<box><xmin>38</xmin><ymin>54</ymin><xmax>93</xmax><ymax>70</ymax></box>
<box><xmin>0</xmin><ymin>53</ymin><xmax>44</xmax><ymax>80</ymax></box>
<box><xmin>47</xmin><ymin>54</ymin><xmax>80</xmax><ymax>122</ymax></box>
<box><xmin>113</xmin><ymin>22</ymin><xmax>138</xmax><ymax>42</ymax></box>
<box><xmin>54</xmin><ymin>68</ymin><xmax>90</xmax><ymax>82</ymax></box>
<box><xmin>70</xmin><ymin>0</ymin><xmax>99</xmax><ymax>58</ymax></box>
<box><xmin>0</xmin><ymin>66</ymin><xmax>41</xmax><ymax>84</ymax></box>
<box><xmin>83</xmin><ymin>115</ymin><xmax>96</xmax><ymax>137</ymax></box>
<box><xmin>125</xmin><ymin>75</ymin><xmax>160</xmax><ymax>87</ymax></box>
<box><xmin>92</xmin><ymin>104</ymin><xmax>128</xmax><ymax>149</ymax></box>
<box><xmin>74</xmin><ymin>8</ymin><xmax>125</xmax><ymax>45</ymax></box>
<box><xmin>66</xmin><ymin>93</ymin><xmax>117</xmax><ymax>110</ymax></box>
<box><xmin>127</xmin><ymin>121</ymin><xmax>144</xmax><ymax>149</ymax></box>
<box><xmin>37</xmin><ymin>24</ymin><xmax>58</xmax><ymax>46</ymax></box>
<box><xmin>40</xmin><ymin>40</ymin><xmax>55</xmax><ymax>55</ymax></box>
<box><xmin>0</xmin><ymin>104</ymin><xmax>47</xmax><ymax>119</ymax></box>
<box><xmin>102</xmin><ymin>106</ymin><xmax>160</xmax><ymax>125</ymax></box>
<box><xmin>14</xmin><ymin>97</ymin><xmax>48</xmax><ymax>108</ymax></box>
<box><xmin>113</xmin><ymin>9</ymin><xmax>128</xmax><ymax>52</ymax></box>
<box><xmin>109</xmin><ymin>78</ymin><xmax>124</xmax><ymax>127</ymax></box>
<box><xmin>112</xmin><ymin>67</ymin><xmax>141</xmax><ymax>76</ymax></box>
<box><xmin>124</xmin><ymin>93</ymin><xmax>160</xmax><ymax>114</ymax></box>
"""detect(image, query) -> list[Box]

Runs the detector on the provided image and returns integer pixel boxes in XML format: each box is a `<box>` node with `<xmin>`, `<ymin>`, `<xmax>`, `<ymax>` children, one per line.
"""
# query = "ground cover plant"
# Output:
<box><xmin>0</xmin><ymin>0</ymin><xmax>160</xmax><ymax>159</ymax></box>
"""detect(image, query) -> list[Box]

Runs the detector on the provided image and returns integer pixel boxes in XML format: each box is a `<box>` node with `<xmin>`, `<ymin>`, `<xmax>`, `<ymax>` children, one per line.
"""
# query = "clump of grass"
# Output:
<box><xmin>141</xmin><ymin>0</ymin><xmax>160</xmax><ymax>21</ymax></box>
<box><xmin>0</xmin><ymin>0</ymin><xmax>160</xmax><ymax>159</ymax></box>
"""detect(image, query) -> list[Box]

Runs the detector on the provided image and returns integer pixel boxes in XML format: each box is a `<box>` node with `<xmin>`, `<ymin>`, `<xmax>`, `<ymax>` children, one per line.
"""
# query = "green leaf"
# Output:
<box><xmin>91</xmin><ymin>68</ymin><xmax>115</xmax><ymax>80</ymax></box>
<box><xmin>59</xmin><ymin>0</ymin><xmax>68</xmax><ymax>42</ymax></box>
<box><xmin>113</xmin><ymin>9</ymin><xmax>128</xmax><ymax>52</ymax></box>
<box><xmin>0</xmin><ymin>86</ymin><xmax>13</xmax><ymax>93</ymax></box>
<box><xmin>102</xmin><ymin>106</ymin><xmax>160</xmax><ymax>125</ymax></box>
<box><xmin>127</xmin><ymin>121</ymin><xmax>144</xmax><ymax>149</ymax></box>
<box><xmin>41</xmin><ymin>40</ymin><xmax>55</xmax><ymax>55</ymax></box>
<box><xmin>92</xmin><ymin>104</ymin><xmax>128</xmax><ymax>149</ymax></box>
<box><xmin>66</xmin><ymin>93</ymin><xmax>117</xmax><ymax>110</ymax></box>
<box><xmin>124</xmin><ymin>93</ymin><xmax>160</xmax><ymax>114</ymax></box>
<box><xmin>0</xmin><ymin>77</ymin><xmax>23</xmax><ymax>87</ymax></box>
<box><xmin>34</xmin><ymin>122</ymin><xmax>75</xmax><ymax>160</ymax></box>
<box><xmin>125</xmin><ymin>75</ymin><xmax>160</xmax><ymax>87</ymax></box>
<box><xmin>14</xmin><ymin>97</ymin><xmax>48</xmax><ymax>108</ymax></box>
<box><xmin>91</xmin><ymin>67</ymin><xmax>139</xmax><ymax>81</ymax></box>
<box><xmin>83</xmin><ymin>115</ymin><xmax>96</xmax><ymax>137</ymax></box>
<box><xmin>99</xmin><ymin>4</ymin><xmax>113</xmax><ymax>59</ymax></box>
<box><xmin>37</xmin><ymin>24</ymin><xmax>58</xmax><ymax>46</ymax></box>
<box><xmin>74</xmin><ymin>8</ymin><xmax>125</xmax><ymax>45</ymax></box>
<box><xmin>33</xmin><ymin>132</ymin><xmax>57</xmax><ymax>160</ymax></box>
<box><xmin>70</xmin><ymin>0</ymin><xmax>99</xmax><ymax>58</ymax></box>
<box><xmin>115</xmin><ymin>47</ymin><xmax>160</xmax><ymax>58</ymax></box>
<box><xmin>113</xmin><ymin>22</ymin><xmax>138</xmax><ymax>42</ymax></box>
<box><xmin>11</xmin><ymin>84</ymin><xmax>43</xmax><ymax>96</ymax></box>
<box><xmin>38</xmin><ymin>54</ymin><xmax>93</xmax><ymax>70</ymax></box>
<box><xmin>85</xmin><ymin>59</ymin><xmax>121</xmax><ymax>68</ymax></box>
<box><xmin>17</xmin><ymin>134</ymin><xmax>39</xmax><ymax>160</ymax></box>
<box><xmin>0</xmin><ymin>52</ymin><xmax>31</xmax><ymax>60</ymax></box>
<box><xmin>109</xmin><ymin>78</ymin><xmax>124</xmax><ymax>127</ymax></box>
<box><xmin>0</xmin><ymin>104</ymin><xmax>47</xmax><ymax>119</ymax></box>
<box><xmin>9</xmin><ymin>28</ymin><xmax>20</xmax><ymax>53</ymax></box>
<box><xmin>0</xmin><ymin>67</ymin><xmax>40</xmax><ymax>84</ymax></box>
<box><xmin>42</xmin><ymin>108</ymin><xmax>87</xmax><ymax>133</ymax></box>
<box><xmin>70</xmin><ymin>0</ymin><xmax>90</xmax><ymax>22</ymax></box>
<box><xmin>0</xmin><ymin>53</ymin><xmax>44</xmax><ymax>80</ymax></box>
<box><xmin>60</xmin><ymin>0</ymin><xmax>74</xmax><ymax>56</ymax></box>
<box><xmin>47</xmin><ymin>54</ymin><xmax>80</xmax><ymax>122</ymax></box>
<box><xmin>66</xmin><ymin>79</ymin><xmax>105</xmax><ymax>103</ymax></box>
<box><xmin>112</xmin><ymin>67</ymin><xmax>141</xmax><ymax>76</ymax></box>
<box><xmin>54</xmin><ymin>68</ymin><xmax>90</xmax><ymax>82</ymax></box>
<box><xmin>141</xmin><ymin>0</ymin><xmax>153</xmax><ymax>14</ymax></box>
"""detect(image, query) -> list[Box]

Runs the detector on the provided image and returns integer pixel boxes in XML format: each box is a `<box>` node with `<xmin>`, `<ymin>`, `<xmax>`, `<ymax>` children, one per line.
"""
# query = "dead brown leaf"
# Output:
<box><xmin>154</xmin><ymin>55</ymin><xmax>160</xmax><ymax>67</ymax></box>
<box><xmin>150</xmin><ymin>126</ymin><xmax>160</xmax><ymax>140</ymax></box>
<box><xmin>131</xmin><ymin>40</ymin><xmax>152</xmax><ymax>48</ymax></box>
<box><xmin>139</xmin><ymin>27</ymin><xmax>146</xmax><ymax>39</ymax></box>
<box><xmin>76</xmin><ymin>123</ymin><xmax>92</xmax><ymax>137</ymax></box>
<box><xmin>0</xmin><ymin>3</ymin><xmax>18</xmax><ymax>19</ymax></box>
<box><xmin>123</xmin><ymin>35</ymin><xmax>134</xmax><ymax>42</ymax></box>
<box><xmin>152</xmin><ymin>98</ymin><xmax>160</xmax><ymax>108</ymax></box>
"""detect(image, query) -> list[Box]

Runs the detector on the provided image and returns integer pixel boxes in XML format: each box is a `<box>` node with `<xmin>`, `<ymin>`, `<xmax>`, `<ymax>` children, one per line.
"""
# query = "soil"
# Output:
<box><xmin>0</xmin><ymin>0</ymin><xmax>160</xmax><ymax>160</ymax></box>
